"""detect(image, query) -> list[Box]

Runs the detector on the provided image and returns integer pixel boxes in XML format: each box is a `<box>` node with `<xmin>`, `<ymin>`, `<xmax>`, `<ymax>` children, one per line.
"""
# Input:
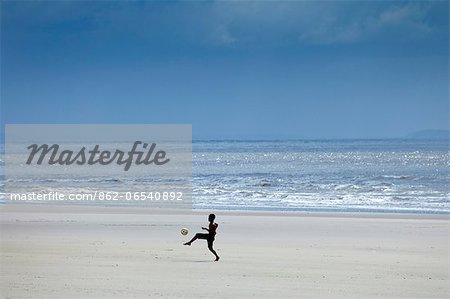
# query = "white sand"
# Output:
<box><xmin>1</xmin><ymin>205</ymin><xmax>449</xmax><ymax>298</ymax></box>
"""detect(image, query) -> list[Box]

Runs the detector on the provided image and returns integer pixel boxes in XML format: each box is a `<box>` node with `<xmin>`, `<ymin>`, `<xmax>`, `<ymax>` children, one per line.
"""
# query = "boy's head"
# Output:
<box><xmin>208</xmin><ymin>214</ymin><xmax>216</xmax><ymax>222</ymax></box>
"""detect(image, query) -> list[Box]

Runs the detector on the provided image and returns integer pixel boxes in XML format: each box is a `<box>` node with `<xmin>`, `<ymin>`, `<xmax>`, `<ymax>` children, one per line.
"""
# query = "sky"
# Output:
<box><xmin>1</xmin><ymin>1</ymin><xmax>449</xmax><ymax>140</ymax></box>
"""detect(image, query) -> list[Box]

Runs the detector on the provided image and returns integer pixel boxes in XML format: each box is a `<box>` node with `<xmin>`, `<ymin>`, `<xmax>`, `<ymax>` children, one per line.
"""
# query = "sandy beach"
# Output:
<box><xmin>1</xmin><ymin>204</ymin><xmax>449</xmax><ymax>298</ymax></box>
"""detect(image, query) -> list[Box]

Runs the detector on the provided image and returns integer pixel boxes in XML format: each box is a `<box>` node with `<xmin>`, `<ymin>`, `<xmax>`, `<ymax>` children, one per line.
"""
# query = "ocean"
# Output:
<box><xmin>192</xmin><ymin>139</ymin><xmax>449</xmax><ymax>213</ymax></box>
<box><xmin>1</xmin><ymin>139</ymin><xmax>449</xmax><ymax>214</ymax></box>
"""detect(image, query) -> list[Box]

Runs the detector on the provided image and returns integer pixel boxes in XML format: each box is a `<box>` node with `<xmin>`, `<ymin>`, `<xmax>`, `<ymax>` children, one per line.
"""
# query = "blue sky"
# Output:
<box><xmin>1</xmin><ymin>1</ymin><xmax>448</xmax><ymax>139</ymax></box>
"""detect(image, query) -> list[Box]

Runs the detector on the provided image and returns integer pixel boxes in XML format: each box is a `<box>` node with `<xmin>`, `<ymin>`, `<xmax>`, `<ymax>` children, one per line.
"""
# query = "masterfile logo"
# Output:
<box><xmin>5</xmin><ymin>124</ymin><xmax>192</xmax><ymax>208</ymax></box>
<box><xmin>26</xmin><ymin>141</ymin><xmax>170</xmax><ymax>171</ymax></box>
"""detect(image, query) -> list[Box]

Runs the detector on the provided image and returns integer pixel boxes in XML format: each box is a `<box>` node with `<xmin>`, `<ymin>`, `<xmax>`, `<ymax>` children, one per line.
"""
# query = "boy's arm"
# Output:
<box><xmin>202</xmin><ymin>227</ymin><xmax>209</xmax><ymax>232</ymax></box>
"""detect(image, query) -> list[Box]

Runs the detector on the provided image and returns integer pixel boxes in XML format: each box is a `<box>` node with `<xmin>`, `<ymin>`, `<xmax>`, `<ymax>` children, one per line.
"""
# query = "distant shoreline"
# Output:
<box><xmin>1</xmin><ymin>202</ymin><xmax>449</xmax><ymax>217</ymax></box>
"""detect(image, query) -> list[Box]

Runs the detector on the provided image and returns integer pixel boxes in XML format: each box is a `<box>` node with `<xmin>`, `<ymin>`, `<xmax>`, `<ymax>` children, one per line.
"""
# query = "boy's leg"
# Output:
<box><xmin>207</xmin><ymin>239</ymin><xmax>220</xmax><ymax>261</ymax></box>
<box><xmin>184</xmin><ymin>233</ymin><xmax>208</xmax><ymax>245</ymax></box>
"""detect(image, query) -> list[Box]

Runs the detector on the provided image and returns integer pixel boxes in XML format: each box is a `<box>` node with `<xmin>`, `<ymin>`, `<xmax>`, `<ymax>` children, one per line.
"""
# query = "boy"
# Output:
<box><xmin>184</xmin><ymin>214</ymin><xmax>220</xmax><ymax>261</ymax></box>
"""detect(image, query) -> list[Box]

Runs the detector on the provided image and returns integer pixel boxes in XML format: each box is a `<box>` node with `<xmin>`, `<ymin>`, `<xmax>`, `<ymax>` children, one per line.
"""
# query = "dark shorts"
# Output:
<box><xmin>196</xmin><ymin>233</ymin><xmax>215</xmax><ymax>247</ymax></box>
